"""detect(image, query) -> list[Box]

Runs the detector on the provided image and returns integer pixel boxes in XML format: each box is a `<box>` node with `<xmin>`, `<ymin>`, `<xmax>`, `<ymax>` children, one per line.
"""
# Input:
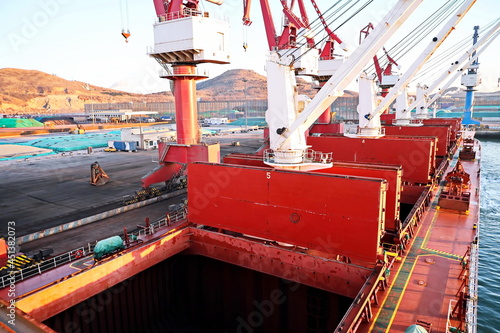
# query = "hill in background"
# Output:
<box><xmin>1</xmin><ymin>67</ymin><xmax>359</xmax><ymax>115</ymax></box>
<box><xmin>0</xmin><ymin>68</ymin><xmax>172</xmax><ymax>115</ymax></box>
<box><xmin>196</xmin><ymin>69</ymin><xmax>359</xmax><ymax>100</ymax></box>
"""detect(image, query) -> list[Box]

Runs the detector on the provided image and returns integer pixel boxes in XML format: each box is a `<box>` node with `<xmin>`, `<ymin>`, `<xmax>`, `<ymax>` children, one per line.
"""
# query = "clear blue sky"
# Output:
<box><xmin>0</xmin><ymin>0</ymin><xmax>498</xmax><ymax>94</ymax></box>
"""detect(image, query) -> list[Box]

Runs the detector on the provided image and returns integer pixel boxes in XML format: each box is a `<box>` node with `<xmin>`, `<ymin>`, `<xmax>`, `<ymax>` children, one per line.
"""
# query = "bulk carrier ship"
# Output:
<box><xmin>1</xmin><ymin>0</ymin><xmax>494</xmax><ymax>332</ymax></box>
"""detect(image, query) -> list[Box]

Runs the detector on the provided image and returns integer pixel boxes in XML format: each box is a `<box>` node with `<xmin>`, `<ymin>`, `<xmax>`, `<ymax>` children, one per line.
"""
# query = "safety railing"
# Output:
<box><xmin>158</xmin><ymin>68</ymin><xmax>209</xmax><ymax>78</ymax></box>
<box><xmin>157</xmin><ymin>8</ymin><xmax>208</xmax><ymax>22</ymax></box>
<box><xmin>344</xmin><ymin>126</ymin><xmax>386</xmax><ymax>136</ymax></box>
<box><xmin>401</xmin><ymin>186</ymin><xmax>432</xmax><ymax>233</ymax></box>
<box><xmin>466</xmin><ymin>239</ymin><xmax>479</xmax><ymax>333</ymax></box>
<box><xmin>130</xmin><ymin>208</ymin><xmax>187</xmax><ymax>239</ymax></box>
<box><xmin>264</xmin><ymin>149</ymin><xmax>332</xmax><ymax>165</ymax></box>
<box><xmin>0</xmin><ymin>244</ymin><xmax>95</xmax><ymax>289</ymax></box>
<box><xmin>446</xmin><ymin>299</ymin><xmax>458</xmax><ymax>333</ymax></box>
<box><xmin>0</xmin><ymin>209</ymin><xmax>187</xmax><ymax>289</ymax></box>
<box><xmin>393</xmin><ymin>118</ymin><xmax>424</xmax><ymax>126</ymax></box>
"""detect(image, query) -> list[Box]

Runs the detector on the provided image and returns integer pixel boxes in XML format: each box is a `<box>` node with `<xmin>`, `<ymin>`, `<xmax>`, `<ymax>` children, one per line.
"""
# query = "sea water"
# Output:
<box><xmin>478</xmin><ymin>138</ymin><xmax>500</xmax><ymax>332</ymax></box>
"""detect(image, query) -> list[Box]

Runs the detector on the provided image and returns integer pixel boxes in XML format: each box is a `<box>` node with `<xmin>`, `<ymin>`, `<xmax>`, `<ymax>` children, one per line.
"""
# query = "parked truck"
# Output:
<box><xmin>106</xmin><ymin>141</ymin><xmax>138</xmax><ymax>152</ymax></box>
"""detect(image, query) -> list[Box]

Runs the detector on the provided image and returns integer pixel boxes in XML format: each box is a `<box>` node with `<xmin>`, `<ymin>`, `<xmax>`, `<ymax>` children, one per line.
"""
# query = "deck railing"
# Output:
<box><xmin>264</xmin><ymin>149</ymin><xmax>333</xmax><ymax>165</ymax></box>
<box><xmin>466</xmin><ymin>239</ymin><xmax>479</xmax><ymax>333</ymax></box>
<box><xmin>0</xmin><ymin>244</ymin><xmax>94</xmax><ymax>289</ymax></box>
<box><xmin>401</xmin><ymin>186</ymin><xmax>432</xmax><ymax>233</ymax></box>
<box><xmin>446</xmin><ymin>299</ymin><xmax>458</xmax><ymax>333</ymax></box>
<box><xmin>131</xmin><ymin>209</ymin><xmax>186</xmax><ymax>239</ymax></box>
<box><xmin>0</xmin><ymin>209</ymin><xmax>187</xmax><ymax>289</ymax></box>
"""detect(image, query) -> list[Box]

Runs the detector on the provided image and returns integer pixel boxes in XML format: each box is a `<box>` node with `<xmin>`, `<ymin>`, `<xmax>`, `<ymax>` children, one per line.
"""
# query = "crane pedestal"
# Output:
<box><xmin>141</xmin><ymin>64</ymin><xmax>220</xmax><ymax>188</ymax></box>
<box><xmin>141</xmin><ymin>142</ymin><xmax>220</xmax><ymax>188</ymax></box>
<box><xmin>317</xmin><ymin>108</ymin><xmax>332</xmax><ymax>124</ymax></box>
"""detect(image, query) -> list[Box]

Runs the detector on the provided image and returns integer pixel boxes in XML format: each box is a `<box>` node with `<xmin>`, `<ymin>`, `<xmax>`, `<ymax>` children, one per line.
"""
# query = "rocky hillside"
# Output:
<box><xmin>0</xmin><ymin>68</ymin><xmax>173</xmax><ymax>115</ymax></box>
<box><xmin>196</xmin><ymin>69</ymin><xmax>359</xmax><ymax>100</ymax></box>
<box><xmin>197</xmin><ymin>69</ymin><xmax>268</xmax><ymax>100</ymax></box>
<box><xmin>0</xmin><ymin>68</ymin><xmax>359</xmax><ymax>115</ymax></box>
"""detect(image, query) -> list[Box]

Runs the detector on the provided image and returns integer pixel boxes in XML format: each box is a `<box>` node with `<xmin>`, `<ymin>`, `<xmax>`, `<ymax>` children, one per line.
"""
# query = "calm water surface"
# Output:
<box><xmin>477</xmin><ymin>138</ymin><xmax>500</xmax><ymax>332</ymax></box>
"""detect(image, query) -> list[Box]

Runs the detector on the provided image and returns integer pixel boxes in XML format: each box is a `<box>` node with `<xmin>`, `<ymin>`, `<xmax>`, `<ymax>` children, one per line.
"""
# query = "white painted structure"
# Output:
<box><xmin>278</xmin><ymin>46</ymin><xmax>319</xmax><ymax>76</ymax></box>
<box><xmin>366</xmin><ymin>0</ymin><xmax>477</xmax><ymax>129</ymax></box>
<box><xmin>349</xmin><ymin>72</ymin><xmax>385</xmax><ymax>137</ymax></box>
<box><xmin>121</xmin><ymin>127</ymin><xmax>176</xmax><ymax>150</ymax></box>
<box><xmin>204</xmin><ymin>118</ymin><xmax>229</xmax><ymax>125</ymax></box>
<box><xmin>404</xmin><ymin>21</ymin><xmax>499</xmax><ymax>119</ymax></box>
<box><xmin>150</xmin><ymin>10</ymin><xmax>230</xmax><ymax>64</ymax></box>
<box><xmin>86</xmin><ymin>109</ymin><xmax>158</xmax><ymax>122</ymax></box>
<box><xmin>460</xmin><ymin>63</ymin><xmax>481</xmax><ymax>87</ymax></box>
<box><xmin>265</xmin><ymin>0</ymin><xmax>425</xmax><ymax>169</ymax></box>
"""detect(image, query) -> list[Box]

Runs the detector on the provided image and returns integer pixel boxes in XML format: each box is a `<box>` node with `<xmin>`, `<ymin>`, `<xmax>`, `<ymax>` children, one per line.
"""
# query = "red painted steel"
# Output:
<box><xmin>0</xmin><ymin>300</ymin><xmax>56</xmax><ymax>333</ymax></box>
<box><xmin>401</xmin><ymin>184</ymin><xmax>427</xmax><ymax>205</ymax></box>
<box><xmin>367</xmin><ymin>143</ymin><xmax>481</xmax><ymax>333</ymax></box>
<box><xmin>141</xmin><ymin>161</ymin><xmax>182</xmax><ymax>188</ymax></box>
<box><xmin>152</xmin><ymin>0</ymin><xmax>166</xmax><ymax>16</ymax></box>
<box><xmin>142</xmin><ymin>62</ymin><xmax>220</xmax><ymax>187</ymax></box>
<box><xmin>317</xmin><ymin>108</ymin><xmax>332</xmax><ymax>124</ymax></box>
<box><xmin>223</xmin><ymin>154</ymin><xmax>402</xmax><ymax>234</ymax></box>
<box><xmin>16</xmin><ymin>225</ymin><xmax>192</xmax><ymax>321</ymax></box>
<box><xmin>384</xmin><ymin>125</ymin><xmax>451</xmax><ymax>157</ymax></box>
<box><xmin>171</xmin><ymin>64</ymin><xmax>200</xmax><ymax>145</ymax></box>
<box><xmin>380</xmin><ymin>113</ymin><xmax>396</xmax><ymax>125</ymax></box>
<box><xmin>307</xmin><ymin>135</ymin><xmax>437</xmax><ymax>184</ymax></box>
<box><xmin>187</xmin><ymin>228</ymin><xmax>372</xmax><ymax>298</ymax></box>
<box><xmin>223</xmin><ymin>153</ymin><xmax>267</xmax><ymax>167</ymax></box>
<box><xmin>310</xmin><ymin>123</ymin><xmax>344</xmax><ymax>134</ymax></box>
<box><xmin>0</xmin><ymin>239</ymin><xmax>6</xmax><ymax>264</ymax></box>
<box><xmin>423</xmin><ymin>118</ymin><xmax>461</xmax><ymax>142</ymax></box>
<box><xmin>159</xmin><ymin>143</ymin><xmax>220</xmax><ymax>164</ymax></box>
<box><xmin>142</xmin><ymin>143</ymin><xmax>220</xmax><ymax>187</ymax></box>
<box><xmin>313</xmin><ymin>162</ymin><xmax>402</xmax><ymax>233</ymax></box>
<box><xmin>187</xmin><ymin>163</ymin><xmax>387</xmax><ymax>267</ymax></box>
<box><xmin>224</xmin><ymin>154</ymin><xmax>403</xmax><ymax>230</ymax></box>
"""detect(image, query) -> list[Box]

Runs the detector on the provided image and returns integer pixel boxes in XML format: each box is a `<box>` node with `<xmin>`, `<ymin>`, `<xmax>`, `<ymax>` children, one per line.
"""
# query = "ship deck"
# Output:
<box><xmin>0</xmin><ymin>133</ymin><xmax>481</xmax><ymax>332</ymax></box>
<box><xmin>368</xmin><ymin>140</ymin><xmax>480</xmax><ymax>332</ymax></box>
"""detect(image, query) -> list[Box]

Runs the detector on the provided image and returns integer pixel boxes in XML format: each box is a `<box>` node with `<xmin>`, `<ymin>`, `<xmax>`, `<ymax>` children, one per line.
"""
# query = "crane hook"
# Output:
<box><xmin>121</xmin><ymin>29</ymin><xmax>131</xmax><ymax>43</ymax></box>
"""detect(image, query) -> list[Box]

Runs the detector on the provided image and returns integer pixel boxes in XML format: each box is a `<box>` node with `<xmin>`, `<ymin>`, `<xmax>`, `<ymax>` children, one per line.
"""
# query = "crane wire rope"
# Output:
<box><xmin>279</xmin><ymin>0</ymin><xmax>362</xmax><ymax>57</ymax></box>
<box><xmin>385</xmin><ymin>0</ymin><xmax>461</xmax><ymax>60</ymax></box>
<box><xmin>412</xmin><ymin>34</ymin><xmax>472</xmax><ymax>84</ymax></box>
<box><xmin>363</xmin><ymin>0</ymin><xmax>464</xmax><ymax>75</ymax></box>
<box><xmin>411</xmin><ymin>24</ymin><xmax>486</xmax><ymax>83</ymax></box>
<box><xmin>307</xmin><ymin>0</ymin><xmax>355</xmax><ymax>34</ymax></box>
<box><xmin>120</xmin><ymin>0</ymin><xmax>131</xmax><ymax>42</ymax></box>
<box><xmin>287</xmin><ymin>0</ymin><xmax>374</xmax><ymax>66</ymax></box>
<box><xmin>412</xmin><ymin>19</ymin><xmax>499</xmax><ymax>85</ymax></box>
<box><xmin>276</xmin><ymin>0</ymin><xmax>355</xmax><ymax>60</ymax></box>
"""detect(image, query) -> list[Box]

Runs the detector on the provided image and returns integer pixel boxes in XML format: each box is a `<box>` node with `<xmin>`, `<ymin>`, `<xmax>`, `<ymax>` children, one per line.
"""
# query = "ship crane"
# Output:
<box><xmin>242</xmin><ymin>0</ymin><xmax>324</xmax><ymax>75</ymax></box>
<box><xmin>249</xmin><ymin>0</ymin><xmax>350</xmax><ymax>127</ymax></box>
<box><xmin>359</xmin><ymin>23</ymin><xmax>401</xmax><ymax>98</ymax></box>
<box><xmin>355</xmin><ymin>22</ymin><xmax>404</xmax><ymax>131</ymax></box>
<box><xmin>268</xmin><ymin>0</ymin><xmax>422</xmax><ymax>156</ymax></box>
<box><xmin>310</xmin><ymin>0</ymin><xmax>349</xmax><ymax>126</ymax></box>
<box><xmin>240</xmin><ymin>0</ymin><xmax>348</xmax><ymax>76</ymax></box>
<box><xmin>242</xmin><ymin>0</ymin><xmax>312</xmax><ymax>51</ymax></box>
<box><xmin>357</xmin><ymin>0</ymin><xmax>477</xmax><ymax>133</ymax></box>
<box><xmin>141</xmin><ymin>0</ymin><xmax>230</xmax><ymax>188</ymax></box>
<box><xmin>438</xmin><ymin>160</ymin><xmax>472</xmax><ymax>212</ymax></box>
<box><xmin>241</xmin><ymin>0</ymin><xmax>348</xmax><ymax>164</ymax></box>
<box><xmin>406</xmin><ymin>22</ymin><xmax>500</xmax><ymax>121</ymax></box>
<box><xmin>461</xmin><ymin>25</ymin><xmax>481</xmax><ymax>125</ymax></box>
